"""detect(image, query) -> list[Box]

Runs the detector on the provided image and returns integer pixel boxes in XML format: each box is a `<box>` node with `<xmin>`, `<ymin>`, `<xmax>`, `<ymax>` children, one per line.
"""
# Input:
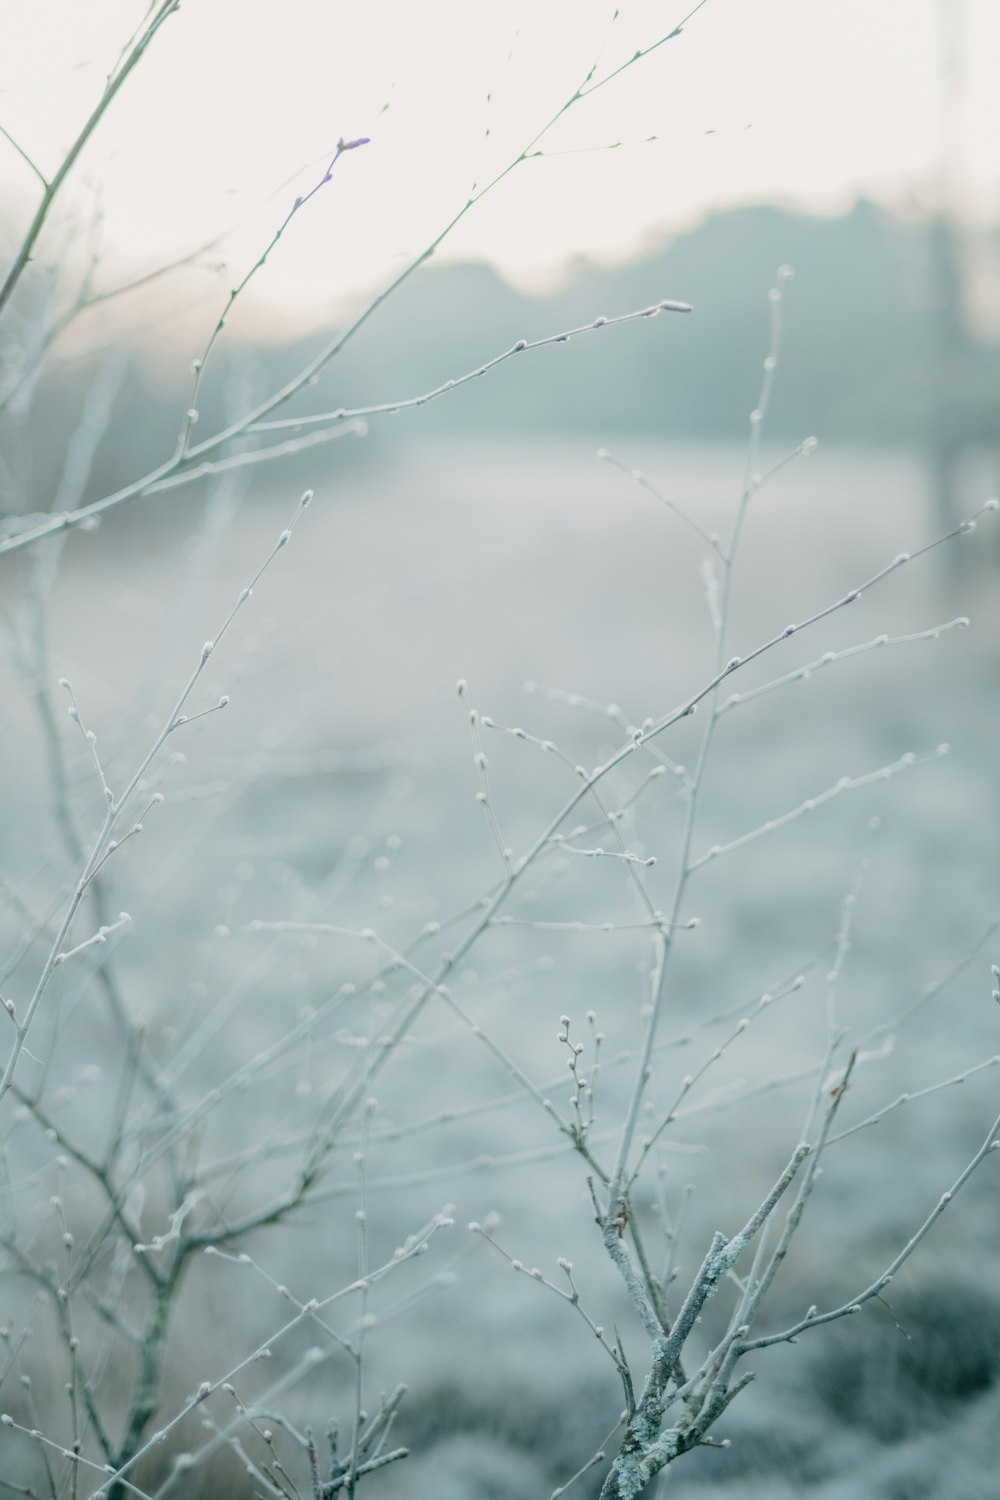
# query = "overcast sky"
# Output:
<box><xmin>2</xmin><ymin>1</ymin><xmax>998</xmax><ymax>324</ymax></box>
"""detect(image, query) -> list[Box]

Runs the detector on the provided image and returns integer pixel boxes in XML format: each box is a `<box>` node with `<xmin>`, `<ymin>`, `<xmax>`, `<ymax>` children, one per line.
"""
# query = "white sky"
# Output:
<box><xmin>2</xmin><ymin>1</ymin><xmax>999</xmax><ymax>326</ymax></box>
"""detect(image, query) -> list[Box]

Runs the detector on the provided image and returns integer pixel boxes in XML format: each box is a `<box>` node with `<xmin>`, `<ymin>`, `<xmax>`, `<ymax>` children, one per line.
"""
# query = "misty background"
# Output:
<box><xmin>13</xmin><ymin>198</ymin><xmax>1000</xmax><ymax>529</ymax></box>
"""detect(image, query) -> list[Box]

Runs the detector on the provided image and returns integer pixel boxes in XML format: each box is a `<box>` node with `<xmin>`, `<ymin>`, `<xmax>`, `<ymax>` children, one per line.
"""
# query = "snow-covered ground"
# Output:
<box><xmin>2</xmin><ymin>436</ymin><xmax>997</xmax><ymax>1497</ymax></box>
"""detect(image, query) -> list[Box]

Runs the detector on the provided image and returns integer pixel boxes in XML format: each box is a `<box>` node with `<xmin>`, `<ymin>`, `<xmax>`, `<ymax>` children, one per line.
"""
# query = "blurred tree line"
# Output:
<box><xmin>9</xmin><ymin>198</ymin><xmax>1000</xmax><ymax>517</ymax></box>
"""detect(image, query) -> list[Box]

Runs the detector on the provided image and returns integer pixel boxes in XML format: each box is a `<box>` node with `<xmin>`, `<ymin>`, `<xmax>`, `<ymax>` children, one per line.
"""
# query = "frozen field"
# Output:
<box><xmin>1</xmin><ymin>435</ymin><xmax>998</xmax><ymax>1498</ymax></box>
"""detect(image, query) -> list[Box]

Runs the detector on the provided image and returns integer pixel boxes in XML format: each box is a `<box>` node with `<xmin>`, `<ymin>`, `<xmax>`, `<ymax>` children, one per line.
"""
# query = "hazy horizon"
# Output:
<box><xmin>3</xmin><ymin>1</ymin><xmax>999</xmax><ymax>323</ymax></box>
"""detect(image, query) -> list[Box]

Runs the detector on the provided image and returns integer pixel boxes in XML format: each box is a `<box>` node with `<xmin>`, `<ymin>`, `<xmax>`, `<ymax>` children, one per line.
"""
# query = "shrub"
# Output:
<box><xmin>1</xmin><ymin>8</ymin><xmax>998</xmax><ymax>1500</ymax></box>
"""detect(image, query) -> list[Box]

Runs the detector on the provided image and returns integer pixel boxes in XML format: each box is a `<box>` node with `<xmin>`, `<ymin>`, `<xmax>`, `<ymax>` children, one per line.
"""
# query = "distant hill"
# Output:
<box><xmin>16</xmin><ymin>200</ymin><xmax>1000</xmax><ymax>512</ymax></box>
<box><xmin>240</xmin><ymin>198</ymin><xmax>996</xmax><ymax>447</ymax></box>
